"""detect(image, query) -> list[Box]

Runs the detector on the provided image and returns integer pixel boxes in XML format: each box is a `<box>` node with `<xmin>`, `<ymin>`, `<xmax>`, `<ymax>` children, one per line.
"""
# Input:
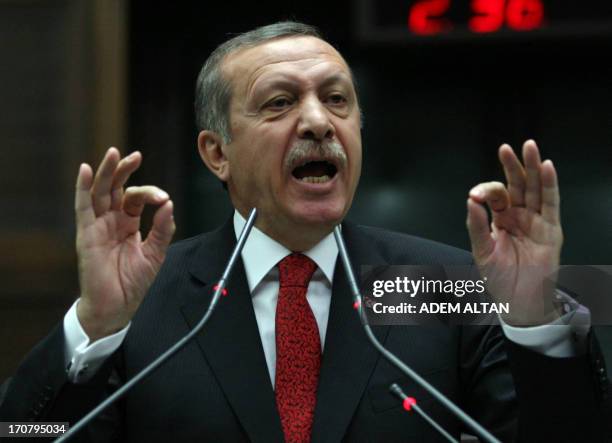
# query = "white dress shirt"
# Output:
<box><xmin>63</xmin><ymin>211</ymin><xmax>590</xmax><ymax>383</ymax></box>
<box><xmin>234</xmin><ymin>212</ymin><xmax>337</xmax><ymax>386</ymax></box>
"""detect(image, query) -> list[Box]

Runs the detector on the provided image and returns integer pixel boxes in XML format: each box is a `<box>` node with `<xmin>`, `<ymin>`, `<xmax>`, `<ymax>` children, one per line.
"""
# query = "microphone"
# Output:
<box><xmin>332</xmin><ymin>226</ymin><xmax>501</xmax><ymax>443</ymax></box>
<box><xmin>55</xmin><ymin>208</ymin><xmax>258</xmax><ymax>442</ymax></box>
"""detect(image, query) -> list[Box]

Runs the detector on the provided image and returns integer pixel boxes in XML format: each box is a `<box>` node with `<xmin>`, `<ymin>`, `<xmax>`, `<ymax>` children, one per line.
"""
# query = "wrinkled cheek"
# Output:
<box><xmin>349</xmin><ymin>151</ymin><xmax>363</xmax><ymax>191</ymax></box>
<box><xmin>253</xmin><ymin>172</ymin><xmax>283</xmax><ymax>210</ymax></box>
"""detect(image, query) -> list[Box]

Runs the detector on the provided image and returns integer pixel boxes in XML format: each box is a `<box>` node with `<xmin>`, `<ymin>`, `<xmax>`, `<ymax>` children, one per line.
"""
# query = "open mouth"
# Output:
<box><xmin>292</xmin><ymin>160</ymin><xmax>338</xmax><ymax>184</ymax></box>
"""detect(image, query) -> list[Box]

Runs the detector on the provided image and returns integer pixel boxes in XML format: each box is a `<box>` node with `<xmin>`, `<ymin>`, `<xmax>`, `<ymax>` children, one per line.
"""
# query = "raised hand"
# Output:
<box><xmin>75</xmin><ymin>148</ymin><xmax>175</xmax><ymax>341</ymax></box>
<box><xmin>466</xmin><ymin>140</ymin><xmax>563</xmax><ymax>325</ymax></box>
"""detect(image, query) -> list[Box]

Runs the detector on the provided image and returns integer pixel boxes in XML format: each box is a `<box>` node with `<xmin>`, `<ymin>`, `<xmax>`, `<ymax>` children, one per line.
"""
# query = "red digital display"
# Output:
<box><xmin>355</xmin><ymin>0</ymin><xmax>612</xmax><ymax>44</ymax></box>
<box><xmin>408</xmin><ymin>0</ymin><xmax>544</xmax><ymax>35</ymax></box>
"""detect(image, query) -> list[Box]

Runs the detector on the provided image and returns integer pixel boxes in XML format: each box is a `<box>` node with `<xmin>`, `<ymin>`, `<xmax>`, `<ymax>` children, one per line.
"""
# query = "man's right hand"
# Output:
<box><xmin>75</xmin><ymin>147</ymin><xmax>175</xmax><ymax>342</ymax></box>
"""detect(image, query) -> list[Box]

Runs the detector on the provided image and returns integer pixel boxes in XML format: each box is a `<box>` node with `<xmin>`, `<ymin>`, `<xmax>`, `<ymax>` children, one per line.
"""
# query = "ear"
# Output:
<box><xmin>198</xmin><ymin>130</ymin><xmax>229</xmax><ymax>182</ymax></box>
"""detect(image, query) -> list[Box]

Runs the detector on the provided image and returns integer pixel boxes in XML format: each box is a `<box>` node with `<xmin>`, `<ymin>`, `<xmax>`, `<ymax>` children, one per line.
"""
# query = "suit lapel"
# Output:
<box><xmin>178</xmin><ymin>219</ymin><xmax>392</xmax><ymax>442</ymax></box>
<box><xmin>311</xmin><ymin>222</ymin><xmax>391</xmax><ymax>443</ymax></box>
<box><xmin>180</xmin><ymin>220</ymin><xmax>284</xmax><ymax>443</ymax></box>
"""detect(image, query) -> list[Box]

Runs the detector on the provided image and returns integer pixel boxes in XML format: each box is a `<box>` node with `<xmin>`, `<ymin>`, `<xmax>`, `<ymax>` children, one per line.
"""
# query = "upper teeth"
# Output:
<box><xmin>300</xmin><ymin>175</ymin><xmax>331</xmax><ymax>184</ymax></box>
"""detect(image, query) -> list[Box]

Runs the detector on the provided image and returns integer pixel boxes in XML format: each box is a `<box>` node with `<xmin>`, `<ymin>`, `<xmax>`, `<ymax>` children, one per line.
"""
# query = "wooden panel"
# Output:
<box><xmin>0</xmin><ymin>0</ymin><xmax>127</xmax><ymax>379</ymax></box>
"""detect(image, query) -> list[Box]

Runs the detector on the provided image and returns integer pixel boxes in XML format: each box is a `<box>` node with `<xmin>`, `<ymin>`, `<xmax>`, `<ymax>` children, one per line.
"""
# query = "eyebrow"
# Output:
<box><xmin>318</xmin><ymin>72</ymin><xmax>353</xmax><ymax>89</ymax></box>
<box><xmin>251</xmin><ymin>71</ymin><xmax>353</xmax><ymax>98</ymax></box>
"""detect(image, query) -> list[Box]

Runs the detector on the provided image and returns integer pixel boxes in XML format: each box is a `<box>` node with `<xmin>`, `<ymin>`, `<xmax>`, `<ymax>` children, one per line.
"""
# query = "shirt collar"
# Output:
<box><xmin>233</xmin><ymin>211</ymin><xmax>338</xmax><ymax>293</ymax></box>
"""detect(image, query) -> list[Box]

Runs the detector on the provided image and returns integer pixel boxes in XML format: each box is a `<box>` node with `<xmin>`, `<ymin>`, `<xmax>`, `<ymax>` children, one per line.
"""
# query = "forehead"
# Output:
<box><xmin>221</xmin><ymin>36</ymin><xmax>352</xmax><ymax>95</ymax></box>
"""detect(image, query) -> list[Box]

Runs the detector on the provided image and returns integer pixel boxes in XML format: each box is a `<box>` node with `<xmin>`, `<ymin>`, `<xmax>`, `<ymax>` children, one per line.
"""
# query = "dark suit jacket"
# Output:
<box><xmin>1</xmin><ymin>219</ymin><xmax>610</xmax><ymax>442</ymax></box>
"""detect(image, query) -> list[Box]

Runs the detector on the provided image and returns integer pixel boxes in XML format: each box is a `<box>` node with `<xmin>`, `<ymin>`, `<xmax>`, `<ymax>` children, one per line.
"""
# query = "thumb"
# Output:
<box><xmin>466</xmin><ymin>198</ymin><xmax>495</xmax><ymax>263</ymax></box>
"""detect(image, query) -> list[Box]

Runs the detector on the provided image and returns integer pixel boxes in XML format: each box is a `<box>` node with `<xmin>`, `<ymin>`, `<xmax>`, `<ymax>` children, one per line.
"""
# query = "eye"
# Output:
<box><xmin>326</xmin><ymin>93</ymin><xmax>347</xmax><ymax>106</ymax></box>
<box><xmin>265</xmin><ymin>96</ymin><xmax>293</xmax><ymax>110</ymax></box>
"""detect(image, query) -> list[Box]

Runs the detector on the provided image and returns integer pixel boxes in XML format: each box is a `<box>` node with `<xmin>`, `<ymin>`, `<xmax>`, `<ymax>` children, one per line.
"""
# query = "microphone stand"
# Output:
<box><xmin>333</xmin><ymin>226</ymin><xmax>501</xmax><ymax>443</ymax></box>
<box><xmin>55</xmin><ymin>208</ymin><xmax>258</xmax><ymax>442</ymax></box>
<box><xmin>390</xmin><ymin>383</ymin><xmax>458</xmax><ymax>443</ymax></box>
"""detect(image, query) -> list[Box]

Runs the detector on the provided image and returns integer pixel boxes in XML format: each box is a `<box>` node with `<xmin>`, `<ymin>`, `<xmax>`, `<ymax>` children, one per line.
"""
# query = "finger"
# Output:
<box><xmin>498</xmin><ymin>144</ymin><xmax>526</xmax><ymax>207</ymax></box>
<box><xmin>91</xmin><ymin>147</ymin><xmax>121</xmax><ymax>216</ymax></box>
<box><xmin>469</xmin><ymin>181</ymin><xmax>510</xmax><ymax>213</ymax></box>
<box><xmin>110</xmin><ymin>151</ymin><xmax>142</xmax><ymax>210</ymax></box>
<box><xmin>540</xmin><ymin>159</ymin><xmax>560</xmax><ymax>224</ymax></box>
<box><xmin>466</xmin><ymin>198</ymin><xmax>495</xmax><ymax>262</ymax></box>
<box><xmin>75</xmin><ymin>163</ymin><xmax>96</xmax><ymax>229</ymax></box>
<box><xmin>490</xmin><ymin>221</ymin><xmax>500</xmax><ymax>240</ymax></box>
<box><xmin>143</xmin><ymin>200</ymin><xmax>176</xmax><ymax>262</ymax></box>
<box><xmin>122</xmin><ymin>186</ymin><xmax>169</xmax><ymax>218</ymax></box>
<box><xmin>523</xmin><ymin>140</ymin><xmax>542</xmax><ymax>212</ymax></box>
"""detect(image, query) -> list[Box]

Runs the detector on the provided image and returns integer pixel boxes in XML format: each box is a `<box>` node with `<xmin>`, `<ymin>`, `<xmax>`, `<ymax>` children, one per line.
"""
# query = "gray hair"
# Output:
<box><xmin>194</xmin><ymin>21</ymin><xmax>324</xmax><ymax>144</ymax></box>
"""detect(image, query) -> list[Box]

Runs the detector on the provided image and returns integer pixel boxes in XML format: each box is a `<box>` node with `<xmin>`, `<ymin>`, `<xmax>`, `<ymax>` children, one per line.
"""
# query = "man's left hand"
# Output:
<box><xmin>466</xmin><ymin>140</ymin><xmax>564</xmax><ymax>326</ymax></box>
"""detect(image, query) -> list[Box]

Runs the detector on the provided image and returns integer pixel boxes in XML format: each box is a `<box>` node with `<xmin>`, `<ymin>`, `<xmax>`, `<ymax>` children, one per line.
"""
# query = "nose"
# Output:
<box><xmin>297</xmin><ymin>96</ymin><xmax>335</xmax><ymax>141</ymax></box>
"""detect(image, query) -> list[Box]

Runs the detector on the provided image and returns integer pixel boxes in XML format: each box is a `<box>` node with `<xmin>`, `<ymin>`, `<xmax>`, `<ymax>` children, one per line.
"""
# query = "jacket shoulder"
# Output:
<box><xmin>149</xmin><ymin>225</ymin><xmax>229</xmax><ymax>288</ymax></box>
<box><xmin>162</xmin><ymin>224</ymin><xmax>227</xmax><ymax>265</ymax></box>
<box><xmin>347</xmin><ymin>223</ymin><xmax>473</xmax><ymax>266</ymax></box>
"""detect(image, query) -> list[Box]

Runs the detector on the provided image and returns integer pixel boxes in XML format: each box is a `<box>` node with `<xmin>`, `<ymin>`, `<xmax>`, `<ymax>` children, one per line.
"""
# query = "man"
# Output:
<box><xmin>1</xmin><ymin>21</ymin><xmax>609</xmax><ymax>442</ymax></box>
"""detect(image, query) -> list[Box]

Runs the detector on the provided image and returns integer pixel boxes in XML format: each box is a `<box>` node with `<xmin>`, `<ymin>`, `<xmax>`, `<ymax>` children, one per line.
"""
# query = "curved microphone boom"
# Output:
<box><xmin>55</xmin><ymin>208</ymin><xmax>258</xmax><ymax>442</ymax></box>
<box><xmin>333</xmin><ymin>226</ymin><xmax>501</xmax><ymax>443</ymax></box>
<box><xmin>390</xmin><ymin>383</ymin><xmax>458</xmax><ymax>443</ymax></box>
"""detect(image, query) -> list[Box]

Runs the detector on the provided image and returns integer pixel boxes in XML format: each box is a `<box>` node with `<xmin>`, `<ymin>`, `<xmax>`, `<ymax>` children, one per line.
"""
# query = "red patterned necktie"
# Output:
<box><xmin>275</xmin><ymin>253</ymin><xmax>320</xmax><ymax>443</ymax></box>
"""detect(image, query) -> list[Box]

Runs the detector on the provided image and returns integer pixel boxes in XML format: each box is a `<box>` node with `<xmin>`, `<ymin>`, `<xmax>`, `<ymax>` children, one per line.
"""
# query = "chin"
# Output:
<box><xmin>289</xmin><ymin>199</ymin><xmax>348</xmax><ymax>228</ymax></box>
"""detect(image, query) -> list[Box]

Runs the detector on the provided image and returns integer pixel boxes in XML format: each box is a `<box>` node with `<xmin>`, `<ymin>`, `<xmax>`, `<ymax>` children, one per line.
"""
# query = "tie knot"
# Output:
<box><xmin>278</xmin><ymin>253</ymin><xmax>317</xmax><ymax>288</ymax></box>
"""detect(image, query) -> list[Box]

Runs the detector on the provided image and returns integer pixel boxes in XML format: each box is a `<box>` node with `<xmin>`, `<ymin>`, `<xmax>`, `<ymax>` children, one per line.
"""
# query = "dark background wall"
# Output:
<box><xmin>1</xmin><ymin>0</ymin><xmax>611</xmax><ymax>381</ymax></box>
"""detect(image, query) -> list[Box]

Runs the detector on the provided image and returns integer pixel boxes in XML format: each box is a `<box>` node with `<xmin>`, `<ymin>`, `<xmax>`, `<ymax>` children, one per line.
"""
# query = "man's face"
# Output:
<box><xmin>218</xmin><ymin>36</ymin><xmax>362</xmax><ymax>246</ymax></box>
